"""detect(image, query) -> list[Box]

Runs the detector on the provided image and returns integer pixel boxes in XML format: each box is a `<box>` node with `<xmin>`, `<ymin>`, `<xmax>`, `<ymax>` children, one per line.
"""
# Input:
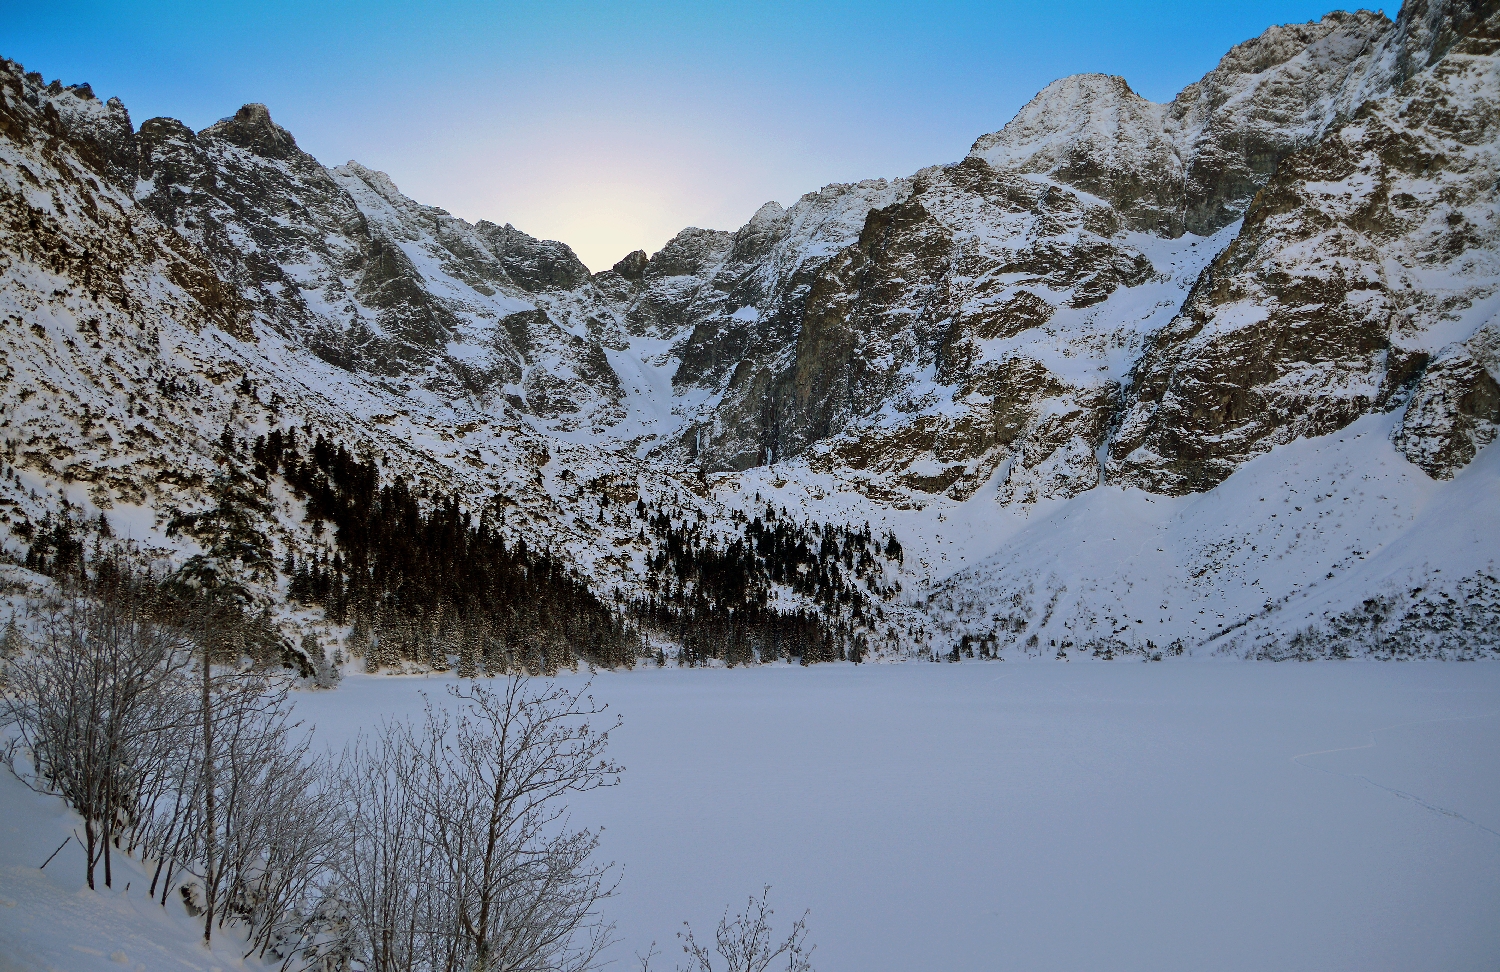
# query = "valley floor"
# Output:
<box><xmin>300</xmin><ymin>663</ymin><xmax>1500</xmax><ymax>972</ymax></box>
<box><xmin>3</xmin><ymin>662</ymin><xmax>1497</xmax><ymax>972</ymax></box>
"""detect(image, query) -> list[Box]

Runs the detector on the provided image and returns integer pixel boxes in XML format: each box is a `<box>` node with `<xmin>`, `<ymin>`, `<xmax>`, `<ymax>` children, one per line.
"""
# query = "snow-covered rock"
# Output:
<box><xmin>1111</xmin><ymin>0</ymin><xmax>1500</xmax><ymax>491</ymax></box>
<box><xmin>1</xmin><ymin>0</ymin><xmax>1497</xmax><ymax>660</ymax></box>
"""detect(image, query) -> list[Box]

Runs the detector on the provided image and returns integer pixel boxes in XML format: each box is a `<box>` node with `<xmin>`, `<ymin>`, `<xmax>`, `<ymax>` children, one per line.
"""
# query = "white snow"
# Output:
<box><xmin>285</xmin><ymin>663</ymin><xmax>1500</xmax><ymax>972</ymax></box>
<box><xmin>0</xmin><ymin>772</ymin><xmax>277</xmax><ymax>972</ymax></box>
<box><xmin>3</xmin><ymin>663</ymin><xmax>1497</xmax><ymax>970</ymax></box>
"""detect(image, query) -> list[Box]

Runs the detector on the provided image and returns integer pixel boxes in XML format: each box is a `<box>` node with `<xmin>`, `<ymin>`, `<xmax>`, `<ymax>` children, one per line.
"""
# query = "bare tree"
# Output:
<box><xmin>676</xmin><ymin>889</ymin><xmax>813</xmax><ymax>972</ymax></box>
<box><xmin>337</xmin><ymin>678</ymin><xmax>622</xmax><ymax>972</ymax></box>
<box><xmin>338</xmin><ymin>727</ymin><xmax>443</xmax><ymax>972</ymax></box>
<box><xmin>1</xmin><ymin>576</ymin><xmax>194</xmax><ymax>890</ymax></box>
<box><xmin>160</xmin><ymin>573</ymin><xmax>285</xmax><ymax>945</ymax></box>
<box><xmin>211</xmin><ymin>679</ymin><xmax>337</xmax><ymax>960</ymax></box>
<box><xmin>2</xmin><ymin>558</ymin><xmax>342</xmax><ymax>967</ymax></box>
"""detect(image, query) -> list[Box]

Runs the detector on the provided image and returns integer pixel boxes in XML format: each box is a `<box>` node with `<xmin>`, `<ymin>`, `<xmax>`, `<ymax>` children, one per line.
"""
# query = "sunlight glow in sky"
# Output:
<box><xmin>3</xmin><ymin>1</ymin><xmax>1357</xmax><ymax>270</ymax></box>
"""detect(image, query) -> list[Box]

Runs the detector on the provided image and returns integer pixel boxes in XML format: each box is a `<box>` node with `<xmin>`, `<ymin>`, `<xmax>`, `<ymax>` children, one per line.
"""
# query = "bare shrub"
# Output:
<box><xmin>676</xmin><ymin>888</ymin><xmax>813</xmax><ymax>972</ymax></box>
<box><xmin>3</xmin><ymin>551</ymin><xmax>627</xmax><ymax>972</ymax></box>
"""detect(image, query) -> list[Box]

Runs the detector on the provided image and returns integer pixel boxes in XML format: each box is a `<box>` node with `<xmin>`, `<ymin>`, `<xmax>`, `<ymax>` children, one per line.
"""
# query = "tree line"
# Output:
<box><xmin>17</xmin><ymin>423</ymin><xmax>904</xmax><ymax>671</ymax></box>
<box><xmin>256</xmin><ymin>428</ymin><xmax>899</xmax><ymax>670</ymax></box>
<box><xmin>253</xmin><ymin>428</ymin><xmax>636</xmax><ymax>673</ymax></box>
<box><xmin>624</xmin><ymin>492</ymin><xmax>901</xmax><ymax>665</ymax></box>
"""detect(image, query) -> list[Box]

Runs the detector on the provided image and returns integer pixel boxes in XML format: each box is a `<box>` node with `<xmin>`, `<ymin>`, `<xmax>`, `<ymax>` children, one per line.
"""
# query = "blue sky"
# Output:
<box><xmin>2</xmin><ymin>1</ymin><xmax>1368</xmax><ymax>269</ymax></box>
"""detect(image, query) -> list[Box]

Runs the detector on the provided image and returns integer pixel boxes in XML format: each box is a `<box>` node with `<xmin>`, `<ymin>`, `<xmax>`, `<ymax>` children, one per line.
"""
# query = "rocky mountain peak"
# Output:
<box><xmin>202</xmin><ymin>102</ymin><xmax>301</xmax><ymax>159</ymax></box>
<box><xmin>966</xmin><ymin>12</ymin><xmax>1398</xmax><ymax>236</ymax></box>
<box><xmin>967</xmin><ymin>73</ymin><xmax>1179</xmax><ymax>233</ymax></box>
<box><xmin>731</xmin><ymin>200</ymin><xmax>791</xmax><ymax>261</ymax></box>
<box><xmin>611</xmin><ymin>249</ymin><xmax>649</xmax><ymax>281</ymax></box>
<box><xmin>968</xmin><ymin>73</ymin><xmax>1161</xmax><ymax>168</ymax></box>
<box><xmin>1110</xmin><ymin>0</ymin><xmax>1500</xmax><ymax>492</ymax></box>
<box><xmin>473</xmin><ymin>219</ymin><xmax>592</xmax><ymax>292</ymax></box>
<box><xmin>746</xmin><ymin>200</ymin><xmax>787</xmax><ymax>225</ymax></box>
<box><xmin>642</xmin><ymin>226</ymin><xmax>734</xmax><ymax>280</ymax></box>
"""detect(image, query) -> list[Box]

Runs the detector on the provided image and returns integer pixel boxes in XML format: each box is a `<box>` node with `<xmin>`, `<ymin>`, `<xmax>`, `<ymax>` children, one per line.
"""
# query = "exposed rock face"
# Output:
<box><xmin>1111</xmin><ymin>0</ymin><xmax>1500</xmax><ymax>492</ymax></box>
<box><xmin>202</xmin><ymin>103</ymin><xmax>299</xmax><ymax>159</ymax></box>
<box><xmin>1394</xmin><ymin>339</ymin><xmax>1500</xmax><ymax>478</ymax></box>
<box><xmin>606</xmin><ymin>7</ymin><xmax>1429</xmax><ymax>502</ymax></box>
<box><xmin>1393</xmin><ymin>0</ymin><xmax>1500</xmax><ymax>79</ymax></box>
<box><xmin>1168</xmin><ymin>11</ymin><xmax>1397</xmax><ymax>234</ymax></box>
<box><xmin>688</xmin><ymin>164</ymin><xmax>1172</xmax><ymax>503</ymax></box>
<box><xmin>561</xmin><ymin>2</ymin><xmax>1492</xmax><ymax>509</ymax></box>
<box><xmin>473</xmin><ymin>220</ymin><xmax>591</xmax><ymax>293</ymax></box>
<box><xmin>622</xmin><ymin>225</ymin><xmax>737</xmax><ymax>341</ymax></box>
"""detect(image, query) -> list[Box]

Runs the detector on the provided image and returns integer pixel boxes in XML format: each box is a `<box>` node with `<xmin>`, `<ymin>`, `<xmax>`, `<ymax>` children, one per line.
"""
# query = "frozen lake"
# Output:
<box><xmin>296</xmin><ymin>663</ymin><xmax>1500</xmax><ymax>972</ymax></box>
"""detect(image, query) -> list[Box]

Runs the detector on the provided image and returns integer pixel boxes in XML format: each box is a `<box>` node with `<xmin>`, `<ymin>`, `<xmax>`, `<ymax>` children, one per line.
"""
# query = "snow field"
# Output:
<box><xmin>292</xmin><ymin>663</ymin><xmax>1500</xmax><ymax>972</ymax></box>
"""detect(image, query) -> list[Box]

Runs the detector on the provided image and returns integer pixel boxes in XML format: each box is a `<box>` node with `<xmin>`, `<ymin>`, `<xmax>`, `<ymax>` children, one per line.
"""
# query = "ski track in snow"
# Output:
<box><xmin>1292</xmin><ymin>711</ymin><xmax>1500</xmax><ymax>839</ymax></box>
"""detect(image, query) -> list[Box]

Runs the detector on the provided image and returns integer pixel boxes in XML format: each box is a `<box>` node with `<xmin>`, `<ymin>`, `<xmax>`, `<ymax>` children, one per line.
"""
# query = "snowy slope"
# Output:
<box><xmin>925</xmin><ymin>409</ymin><xmax>1500</xmax><ymax>659</ymax></box>
<box><xmin>1</xmin><ymin>0</ymin><xmax>1497</xmax><ymax>661</ymax></box>
<box><xmin>0</xmin><ymin>768</ymin><xmax>278</xmax><ymax>972</ymax></box>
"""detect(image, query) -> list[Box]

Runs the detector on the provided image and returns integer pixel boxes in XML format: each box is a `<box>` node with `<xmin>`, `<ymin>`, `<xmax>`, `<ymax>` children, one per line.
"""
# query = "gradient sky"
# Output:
<box><xmin>3</xmin><ymin>1</ymin><xmax>1370</xmax><ymax>270</ymax></box>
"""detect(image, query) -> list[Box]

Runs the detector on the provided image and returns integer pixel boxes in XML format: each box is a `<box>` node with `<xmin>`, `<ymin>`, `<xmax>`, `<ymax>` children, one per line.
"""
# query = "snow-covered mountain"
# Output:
<box><xmin>1</xmin><ymin>0</ymin><xmax>1496</xmax><ymax>662</ymax></box>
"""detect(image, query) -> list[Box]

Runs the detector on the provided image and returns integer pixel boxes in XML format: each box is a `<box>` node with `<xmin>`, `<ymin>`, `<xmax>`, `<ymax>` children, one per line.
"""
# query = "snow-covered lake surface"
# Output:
<box><xmin>295</xmin><ymin>663</ymin><xmax>1500</xmax><ymax>972</ymax></box>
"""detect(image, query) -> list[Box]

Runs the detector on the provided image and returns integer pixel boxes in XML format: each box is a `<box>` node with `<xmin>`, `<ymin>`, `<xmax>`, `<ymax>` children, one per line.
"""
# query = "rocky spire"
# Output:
<box><xmin>201</xmin><ymin>103</ymin><xmax>300</xmax><ymax>159</ymax></box>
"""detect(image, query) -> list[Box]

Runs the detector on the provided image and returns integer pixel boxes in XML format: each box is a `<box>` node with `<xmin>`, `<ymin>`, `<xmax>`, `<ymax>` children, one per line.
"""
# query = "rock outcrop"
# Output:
<box><xmin>1111</xmin><ymin>0</ymin><xmax>1499</xmax><ymax>491</ymax></box>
